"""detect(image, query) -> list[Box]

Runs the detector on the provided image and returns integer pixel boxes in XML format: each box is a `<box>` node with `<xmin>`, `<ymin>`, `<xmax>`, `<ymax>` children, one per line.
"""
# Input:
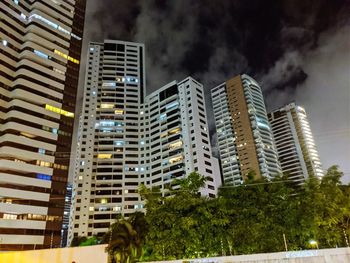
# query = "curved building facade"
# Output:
<box><xmin>268</xmin><ymin>103</ymin><xmax>324</xmax><ymax>184</ymax></box>
<box><xmin>0</xmin><ymin>0</ymin><xmax>86</xmax><ymax>250</ymax></box>
<box><xmin>211</xmin><ymin>74</ymin><xmax>281</xmax><ymax>185</ymax></box>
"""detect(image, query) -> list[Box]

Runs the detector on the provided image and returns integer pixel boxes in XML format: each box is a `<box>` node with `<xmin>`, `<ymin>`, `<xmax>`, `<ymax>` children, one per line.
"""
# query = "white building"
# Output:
<box><xmin>211</xmin><ymin>74</ymin><xmax>281</xmax><ymax>185</ymax></box>
<box><xmin>69</xmin><ymin>40</ymin><xmax>220</xmax><ymax>243</ymax></box>
<box><xmin>0</xmin><ymin>0</ymin><xmax>85</xmax><ymax>250</ymax></box>
<box><xmin>268</xmin><ymin>103</ymin><xmax>324</xmax><ymax>183</ymax></box>
<box><xmin>142</xmin><ymin>77</ymin><xmax>220</xmax><ymax>197</ymax></box>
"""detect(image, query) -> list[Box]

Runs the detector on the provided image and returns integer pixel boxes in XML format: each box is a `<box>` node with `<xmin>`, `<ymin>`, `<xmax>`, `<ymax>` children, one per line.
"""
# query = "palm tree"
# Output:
<box><xmin>103</xmin><ymin>214</ymin><xmax>147</xmax><ymax>263</ymax></box>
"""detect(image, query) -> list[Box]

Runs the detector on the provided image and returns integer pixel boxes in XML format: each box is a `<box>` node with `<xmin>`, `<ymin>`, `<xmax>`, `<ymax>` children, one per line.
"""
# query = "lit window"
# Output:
<box><xmin>3</xmin><ymin>214</ymin><xmax>17</xmax><ymax>220</ymax></box>
<box><xmin>113</xmin><ymin>206</ymin><xmax>121</xmax><ymax>211</ymax></box>
<box><xmin>100</xmin><ymin>198</ymin><xmax>107</xmax><ymax>204</ymax></box>
<box><xmin>101</xmin><ymin>103</ymin><xmax>114</xmax><ymax>109</ymax></box>
<box><xmin>100</xmin><ymin>121</ymin><xmax>115</xmax><ymax>127</ymax></box>
<box><xmin>89</xmin><ymin>207</ymin><xmax>94</xmax><ymax>212</ymax></box>
<box><xmin>97</xmin><ymin>154</ymin><xmax>112</xmax><ymax>159</ymax></box>
<box><xmin>159</xmin><ymin>113</ymin><xmax>166</xmax><ymax>121</ymax></box>
<box><xmin>54</xmin><ymin>49</ymin><xmax>80</xmax><ymax>64</ymax></box>
<box><xmin>45</xmin><ymin>104</ymin><xmax>74</xmax><ymax>118</ymax></box>
<box><xmin>29</xmin><ymin>14</ymin><xmax>81</xmax><ymax>40</ymax></box>
<box><xmin>166</xmin><ymin>101</ymin><xmax>179</xmax><ymax>110</ymax></box>
<box><xmin>34</xmin><ymin>50</ymin><xmax>48</xmax><ymax>59</ymax></box>
<box><xmin>102</xmin><ymin>82</ymin><xmax>116</xmax><ymax>87</ymax></box>
<box><xmin>125</xmin><ymin>76</ymin><xmax>138</xmax><ymax>83</ymax></box>
<box><xmin>115</xmin><ymin>109</ymin><xmax>124</xmax><ymax>115</ymax></box>
<box><xmin>169</xmin><ymin>141</ymin><xmax>183</xmax><ymax>149</ymax></box>
<box><xmin>2</xmin><ymin>39</ymin><xmax>8</xmax><ymax>46</ymax></box>
<box><xmin>169</xmin><ymin>128</ymin><xmax>181</xmax><ymax>135</ymax></box>
<box><xmin>169</xmin><ymin>155</ymin><xmax>183</xmax><ymax>164</ymax></box>
<box><xmin>38</xmin><ymin>148</ymin><xmax>46</xmax><ymax>154</ymax></box>
<box><xmin>37</xmin><ymin>173</ymin><xmax>51</xmax><ymax>181</ymax></box>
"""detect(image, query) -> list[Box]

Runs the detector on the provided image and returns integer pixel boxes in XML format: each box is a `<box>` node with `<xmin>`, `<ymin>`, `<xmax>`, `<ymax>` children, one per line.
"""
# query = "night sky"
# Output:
<box><xmin>77</xmin><ymin>0</ymin><xmax>350</xmax><ymax>181</ymax></box>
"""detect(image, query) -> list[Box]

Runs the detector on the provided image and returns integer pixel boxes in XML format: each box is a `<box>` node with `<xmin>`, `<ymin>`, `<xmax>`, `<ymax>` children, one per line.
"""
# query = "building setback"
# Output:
<box><xmin>211</xmin><ymin>74</ymin><xmax>281</xmax><ymax>185</ymax></box>
<box><xmin>268</xmin><ymin>103</ymin><xmax>324</xmax><ymax>183</ymax></box>
<box><xmin>69</xmin><ymin>40</ymin><xmax>220</xmax><ymax>243</ymax></box>
<box><xmin>0</xmin><ymin>0</ymin><xmax>86</xmax><ymax>250</ymax></box>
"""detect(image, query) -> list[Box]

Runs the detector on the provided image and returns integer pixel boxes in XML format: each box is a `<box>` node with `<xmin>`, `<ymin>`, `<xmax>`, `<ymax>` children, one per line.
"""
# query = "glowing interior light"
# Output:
<box><xmin>45</xmin><ymin>104</ymin><xmax>74</xmax><ymax>117</ymax></box>
<box><xmin>102</xmin><ymin>82</ymin><xmax>116</xmax><ymax>86</ymax></box>
<box><xmin>54</xmin><ymin>50</ymin><xmax>79</xmax><ymax>64</ymax></box>
<box><xmin>114</xmin><ymin>109</ymin><xmax>124</xmax><ymax>115</ymax></box>
<box><xmin>97</xmin><ymin>154</ymin><xmax>112</xmax><ymax>159</ymax></box>
<box><xmin>34</xmin><ymin>50</ymin><xmax>49</xmax><ymax>59</ymax></box>
<box><xmin>100</xmin><ymin>103</ymin><xmax>114</xmax><ymax>109</ymax></box>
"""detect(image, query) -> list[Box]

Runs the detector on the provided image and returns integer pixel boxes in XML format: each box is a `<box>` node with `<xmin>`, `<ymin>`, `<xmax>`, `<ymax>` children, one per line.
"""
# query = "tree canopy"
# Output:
<box><xmin>140</xmin><ymin>167</ymin><xmax>350</xmax><ymax>260</ymax></box>
<box><xmin>72</xmin><ymin>166</ymin><xmax>350</xmax><ymax>261</ymax></box>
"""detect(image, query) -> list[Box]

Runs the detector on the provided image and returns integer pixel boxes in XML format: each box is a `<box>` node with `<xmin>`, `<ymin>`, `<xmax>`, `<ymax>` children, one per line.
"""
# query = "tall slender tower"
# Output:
<box><xmin>70</xmin><ymin>40</ymin><xmax>146</xmax><ymax>240</ymax></box>
<box><xmin>268</xmin><ymin>103</ymin><xmax>324</xmax><ymax>183</ymax></box>
<box><xmin>69</xmin><ymin>40</ymin><xmax>220</xmax><ymax>243</ymax></box>
<box><xmin>211</xmin><ymin>74</ymin><xmax>281</xmax><ymax>185</ymax></box>
<box><xmin>0</xmin><ymin>0</ymin><xmax>86</xmax><ymax>250</ymax></box>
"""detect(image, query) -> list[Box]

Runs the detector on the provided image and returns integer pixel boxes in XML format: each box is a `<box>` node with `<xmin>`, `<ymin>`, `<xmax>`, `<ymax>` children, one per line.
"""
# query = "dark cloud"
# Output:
<box><xmin>78</xmin><ymin>0</ymin><xmax>350</xmax><ymax>180</ymax></box>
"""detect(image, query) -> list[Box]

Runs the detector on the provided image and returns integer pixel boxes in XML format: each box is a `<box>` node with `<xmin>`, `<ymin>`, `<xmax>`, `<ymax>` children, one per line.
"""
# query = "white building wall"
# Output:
<box><xmin>211</xmin><ymin>84</ymin><xmax>242</xmax><ymax>185</ymax></box>
<box><xmin>268</xmin><ymin>103</ymin><xmax>324</xmax><ymax>182</ymax></box>
<box><xmin>70</xmin><ymin>41</ymin><xmax>220</xmax><ymax>243</ymax></box>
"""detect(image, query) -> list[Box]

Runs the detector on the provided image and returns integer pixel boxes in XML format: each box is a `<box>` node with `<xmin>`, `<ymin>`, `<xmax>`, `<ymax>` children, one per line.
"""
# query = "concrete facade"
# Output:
<box><xmin>268</xmin><ymin>103</ymin><xmax>324</xmax><ymax>184</ymax></box>
<box><xmin>0</xmin><ymin>0</ymin><xmax>86</xmax><ymax>250</ymax></box>
<box><xmin>69</xmin><ymin>40</ymin><xmax>220</xmax><ymax>244</ymax></box>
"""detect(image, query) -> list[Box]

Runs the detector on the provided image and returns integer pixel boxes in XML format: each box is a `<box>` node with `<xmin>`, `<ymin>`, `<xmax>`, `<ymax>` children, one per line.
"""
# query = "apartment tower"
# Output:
<box><xmin>69</xmin><ymin>40</ymin><xmax>220</xmax><ymax>242</ymax></box>
<box><xmin>211</xmin><ymin>74</ymin><xmax>281</xmax><ymax>185</ymax></box>
<box><xmin>0</xmin><ymin>0</ymin><xmax>86</xmax><ymax>250</ymax></box>
<box><xmin>268</xmin><ymin>103</ymin><xmax>324</xmax><ymax>183</ymax></box>
<box><xmin>141</xmin><ymin>77</ymin><xmax>220</xmax><ymax>197</ymax></box>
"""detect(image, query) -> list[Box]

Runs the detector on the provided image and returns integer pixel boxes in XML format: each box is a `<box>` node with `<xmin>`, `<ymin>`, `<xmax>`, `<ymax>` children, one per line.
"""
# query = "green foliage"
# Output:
<box><xmin>139</xmin><ymin>167</ymin><xmax>350</xmax><ymax>260</ymax></box>
<box><xmin>102</xmin><ymin>213</ymin><xmax>147</xmax><ymax>263</ymax></box>
<box><xmin>70</xmin><ymin>236</ymin><xmax>87</xmax><ymax>247</ymax></box>
<box><xmin>73</xmin><ymin>167</ymin><xmax>350</xmax><ymax>260</ymax></box>
<box><xmin>79</xmin><ymin>236</ymin><xmax>99</xmax><ymax>246</ymax></box>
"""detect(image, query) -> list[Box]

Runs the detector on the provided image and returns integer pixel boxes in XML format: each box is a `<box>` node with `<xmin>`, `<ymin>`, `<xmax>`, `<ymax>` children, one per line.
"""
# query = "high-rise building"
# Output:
<box><xmin>268</xmin><ymin>103</ymin><xmax>324</xmax><ymax>183</ymax></box>
<box><xmin>0</xmin><ymin>0</ymin><xmax>86</xmax><ymax>250</ymax></box>
<box><xmin>69</xmin><ymin>40</ymin><xmax>146</xmax><ymax>241</ymax></box>
<box><xmin>211</xmin><ymin>74</ymin><xmax>281</xmax><ymax>185</ymax></box>
<box><xmin>69</xmin><ymin>40</ymin><xmax>220</xmax><ymax>242</ymax></box>
<box><xmin>142</xmin><ymin>77</ymin><xmax>220</xmax><ymax>197</ymax></box>
<box><xmin>61</xmin><ymin>183</ymin><xmax>72</xmax><ymax>247</ymax></box>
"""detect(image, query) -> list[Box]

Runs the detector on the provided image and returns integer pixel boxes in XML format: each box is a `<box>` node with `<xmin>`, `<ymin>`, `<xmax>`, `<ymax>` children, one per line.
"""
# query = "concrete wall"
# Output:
<box><xmin>0</xmin><ymin>244</ymin><xmax>108</xmax><ymax>263</ymax></box>
<box><xmin>148</xmin><ymin>247</ymin><xmax>350</xmax><ymax>263</ymax></box>
<box><xmin>0</xmin><ymin>246</ymin><xmax>349</xmax><ymax>263</ymax></box>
